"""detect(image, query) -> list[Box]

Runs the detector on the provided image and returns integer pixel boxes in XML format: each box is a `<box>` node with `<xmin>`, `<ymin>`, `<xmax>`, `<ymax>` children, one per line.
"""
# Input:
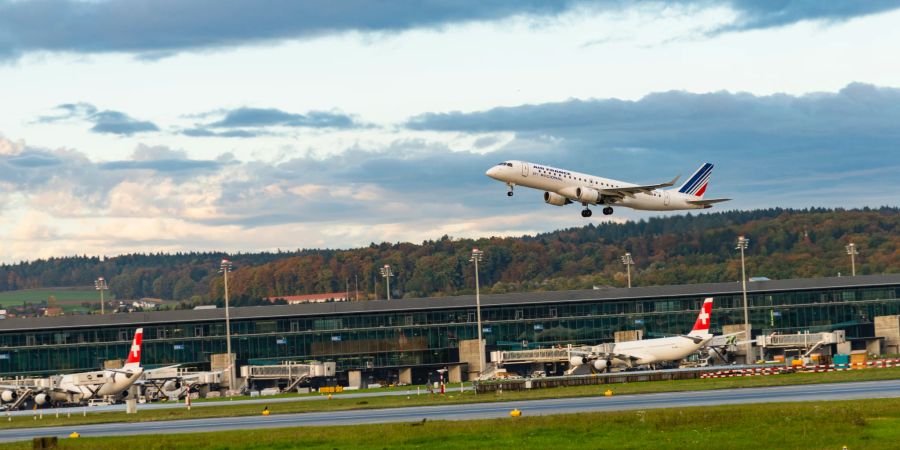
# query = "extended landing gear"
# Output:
<box><xmin>581</xmin><ymin>208</ymin><xmax>592</xmax><ymax>218</ymax></box>
<box><xmin>506</xmin><ymin>183</ymin><xmax>514</xmax><ymax>197</ymax></box>
<box><xmin>602</xmin><ymin>206</ymin><xmax>614</xmax><ymax>215</ymax></box>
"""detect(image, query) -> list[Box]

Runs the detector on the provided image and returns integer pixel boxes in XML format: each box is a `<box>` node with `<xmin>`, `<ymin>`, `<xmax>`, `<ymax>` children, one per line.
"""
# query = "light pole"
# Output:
<box><xmin>379</xmin><ymin>264</ymin><xmax>394</xmax><ymax>300</ymax></box>
<box><xmin>620</xmin><ymin>252</ymin><xmax>634</xmax><ymax>288</ymax></box>
<box><xmin>219</xmin><ymin>259</ymin><xmax>235</xmax><ymax>394</ymax></box>
<box><xmin>736</xmin><ymin>236</ymin><xmax>752</xmax><ymax>363</ymax></box>
<box><xmin>94</xmin><ymin>277</ymin><xmax>108</xmax><ymax>315</ymax></box>
<box><xmin>470</xmin><ymin>248</ymin><xmax>485</xmax><ymax>376</ymax></box>
<box><xmin>845</xmin><ymin>243</ymin><xmax>859</xmax><ymax>276</ymax></box>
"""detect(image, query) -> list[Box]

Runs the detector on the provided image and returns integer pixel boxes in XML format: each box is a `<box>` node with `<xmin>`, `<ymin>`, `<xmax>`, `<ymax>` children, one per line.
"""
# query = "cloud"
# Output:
<box><xmin>711</xmin><ymin>1</ymin><xmax>900</xmax><ymax>34</ymax></box>
<box><xmin>1</xmin><ymin>1</ymin><xmax>896</xmax><ymax>60</ymax></box>
<box><xmin>182</xmin><ymin>107</ymin><xmax>363</xmax><ymax>138</ymax></box>
<box><xmin>181</xmin><ymin>128</ymin><xmax>262</xmax><ymax>138</ymax></box>
<box><xmin>38</xmin><ymin>102</ymin><xmax>159</xmax><ymax>136</ymax></box>
<box><xmin>209</xmin><ymin>108</ymin><xmax>358</xmax><ymax>129</ymax></box>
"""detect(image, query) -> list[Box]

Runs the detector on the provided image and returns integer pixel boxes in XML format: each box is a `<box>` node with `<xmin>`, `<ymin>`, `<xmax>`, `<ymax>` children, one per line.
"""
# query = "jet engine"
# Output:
<box><xmin>592</xmin><ymin>359</ymin><xmax>611</xmax><ymax>371</ymax></box>
<box><xmin>1</xmin><ymin>390</ymin><xmax>16</xmax><ymax>402</ymax></box>
<box><xmin>33</xmin><ymin>393</ymin><xmax>48</xmax><ymax>405</ymax></box>
<box><xmin>569</xmin><ymin>356</ymin><xmax>587</xmax><ymax>366</ymax></box>
<box><xmin>544</xmin><ymin>192</ymin><xmax>572</xmax><ymax>206</ymax></box>
<box><xmin>575</xmin><ymin>187</ymin><xmax>600</xmax><ymax>204</ymax></box>
<box><xmin>163</xmin><ymin>380</ymin><xmax>182</xmax><ymax>391</ymax></box>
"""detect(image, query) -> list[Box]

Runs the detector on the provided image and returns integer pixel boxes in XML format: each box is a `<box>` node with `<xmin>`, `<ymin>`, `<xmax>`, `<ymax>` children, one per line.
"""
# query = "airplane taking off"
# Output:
<box><xmin>485</xmin><ymin>161</ymin><xmax>730</xmax><ymax>217</ymax></box>
<box><xmin>568</xmin><ymin>298</ymin><xmax>716</xmax><ymax>371</ymax></box>
<box><xmin>1</xmin><ymin>328</ymin><xmax>144</xmax><ymax>409</ymax></box>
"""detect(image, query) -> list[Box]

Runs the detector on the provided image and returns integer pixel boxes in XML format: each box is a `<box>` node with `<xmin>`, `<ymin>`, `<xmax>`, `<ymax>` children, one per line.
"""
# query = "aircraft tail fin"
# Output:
<box><xmin>123</xmin><ymin>328</ymin><xmax>143</xmax><ymax>369</ymax></box>
<box><xmin>677</xmin><ymin>163</ymin><xmax>714</xmax><ymax>198</ymax></box>
<box><xmin>688</xmin><ymin>298</ymin><xmax>713</xmax><ymax>337</ymax></box>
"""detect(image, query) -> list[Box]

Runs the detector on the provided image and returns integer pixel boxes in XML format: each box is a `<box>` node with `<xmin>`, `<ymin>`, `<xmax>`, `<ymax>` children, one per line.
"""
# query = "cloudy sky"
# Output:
<box><xmin>1</xmin><ymin>1</ymin><xmax>900</xmax><ymax>263</ymax></box>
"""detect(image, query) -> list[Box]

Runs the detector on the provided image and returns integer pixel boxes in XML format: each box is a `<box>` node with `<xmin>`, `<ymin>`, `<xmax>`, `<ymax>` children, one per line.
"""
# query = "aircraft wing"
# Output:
<box><xmin>588</xmin><ymin>352</ymin><xmax>641</xmax><ymax>362</ymax></box>
<box><xmin>599</xmin><ymin>175</ymin><xmax>680</xmax><ymax>199</ymax></box>
<box><xmin>0</xmin><ymin>384</ymin><xmax>78</xmax><ymax>395</ymax></box>
<box><xmin>145</xmin><ymin>364</ymin><xmax>181</xmax><ymax>373</ymax></box>
<box><xmin>0</xmin><ymin>383</ymin><xmax>45</xmax><ymax>392</ymax></box>
<box><xmin>686</xmin><ymin>198</ymin><xmax>731</xmax><ymax>206</ymax></box>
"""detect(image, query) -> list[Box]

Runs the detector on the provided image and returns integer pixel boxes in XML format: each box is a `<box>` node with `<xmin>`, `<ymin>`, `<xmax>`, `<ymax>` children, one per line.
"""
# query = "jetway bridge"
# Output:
<box><xmin>241</xmin><ymin>361</ymin><xmax>336</xmax><ymax>392</ymax></box>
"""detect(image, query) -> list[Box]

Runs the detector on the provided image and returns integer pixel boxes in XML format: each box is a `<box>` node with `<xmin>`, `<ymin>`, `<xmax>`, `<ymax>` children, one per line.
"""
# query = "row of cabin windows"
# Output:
<box><xmin>536</xmin><ymin>168</ymin><xmax>621</xmax><ymax>188</ymax></box>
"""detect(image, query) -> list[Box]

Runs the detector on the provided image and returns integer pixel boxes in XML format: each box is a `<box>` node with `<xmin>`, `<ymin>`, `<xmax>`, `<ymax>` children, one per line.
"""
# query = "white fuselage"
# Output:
<box><xmin>610</xmin><ymin>335</ymin><xmax>712</xmax><ymax>366</ymax></box>
<box><xmin>486</xmin><ymin>160</ymin><xmax>706</xmax><ymax>211</ymax></box>
<box><xmin>49</xmin><ymin>367</ymin><xmax>143</xmax><ymax>403</ymax></box>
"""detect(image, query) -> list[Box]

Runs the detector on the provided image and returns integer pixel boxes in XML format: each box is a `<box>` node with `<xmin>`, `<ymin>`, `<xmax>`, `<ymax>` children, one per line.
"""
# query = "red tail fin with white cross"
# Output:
<box><xmin>123</xmin><ymin>328</ymin><xmax>143</xmax><ymax>369</ymax></box>
<box><xmin>689</xmin><ymin>298</ymin><xmax>713</xmax><ymax>337</ymax></box>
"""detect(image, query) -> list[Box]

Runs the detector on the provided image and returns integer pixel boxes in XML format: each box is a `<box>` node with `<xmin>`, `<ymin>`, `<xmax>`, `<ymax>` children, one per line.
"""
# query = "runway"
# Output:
<box><xmin>2</xmin><ymin>379</ymin><xmax>899</xmax><ymax>442</ymax></box>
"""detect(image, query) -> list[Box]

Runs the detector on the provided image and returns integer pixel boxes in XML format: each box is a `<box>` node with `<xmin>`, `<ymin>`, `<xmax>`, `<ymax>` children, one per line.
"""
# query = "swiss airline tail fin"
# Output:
<box><xmin>677</xmin><ymin>163</ymin><xmax>714</xmax><ymax>198</ymax></box>
<box><xmin>688</xmin><ymin>298</ymin><xmax>713</xmax><ymax>337</ymax></box>
<box><xmin>123</xmin><ymin>328</ymin><xmax>143</xmax><ymax>369</ymax></box>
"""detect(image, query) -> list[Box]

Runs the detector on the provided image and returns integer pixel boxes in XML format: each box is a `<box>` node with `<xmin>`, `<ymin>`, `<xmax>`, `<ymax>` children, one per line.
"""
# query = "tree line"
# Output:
<box><xmin>1</xmin><ymin>207</ymin><xmax>896</xmax><ymax>308</ymax></box>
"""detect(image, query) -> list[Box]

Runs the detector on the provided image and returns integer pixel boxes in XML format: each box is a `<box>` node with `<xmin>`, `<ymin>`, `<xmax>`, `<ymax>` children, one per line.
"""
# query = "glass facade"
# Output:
<box><xmin>1</xmin><ymin>283</ymin><xmax>898</xmax><ymax>377</ymax></box>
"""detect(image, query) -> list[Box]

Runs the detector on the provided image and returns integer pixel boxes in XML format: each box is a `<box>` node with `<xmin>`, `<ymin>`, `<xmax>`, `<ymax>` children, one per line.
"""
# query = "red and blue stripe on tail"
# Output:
<box><xmin>677</xmin><ymin>163</ymin><xmax>714</xmax><ymax>197</ymax></box>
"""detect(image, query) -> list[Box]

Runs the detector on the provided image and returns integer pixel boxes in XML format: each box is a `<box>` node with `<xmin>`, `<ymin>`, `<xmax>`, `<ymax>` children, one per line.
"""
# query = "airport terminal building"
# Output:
<box><xmin>1</xmin><ymin>274</ymin><xmax>899</xmax><ymax>382</ymax></box>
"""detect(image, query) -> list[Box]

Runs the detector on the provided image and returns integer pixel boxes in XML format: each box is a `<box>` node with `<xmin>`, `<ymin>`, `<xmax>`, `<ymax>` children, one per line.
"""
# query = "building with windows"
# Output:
<box><xmin>1</xmin><ymin>274</ymin><xmax>898</xmax><ymax>383</ymax></box>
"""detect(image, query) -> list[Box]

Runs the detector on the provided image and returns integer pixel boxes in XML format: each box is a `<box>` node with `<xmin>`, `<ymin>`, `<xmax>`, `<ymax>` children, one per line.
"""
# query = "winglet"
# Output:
<box><xmin>664</xmin><ymin>174</ymin><xmax>680</xmax><ymax>187</ymax></box>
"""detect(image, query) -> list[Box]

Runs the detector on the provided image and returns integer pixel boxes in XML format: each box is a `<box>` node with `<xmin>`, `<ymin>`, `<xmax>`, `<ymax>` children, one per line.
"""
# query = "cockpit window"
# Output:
<box><xmin>506</xmin><ymin>163</ymin><xmax>513</xmax><ymax>167</ymax></box>
<box><xmin>497</xmin><ymin>162</ymin><xmax>513</xmax><ymax>167</ymax></box>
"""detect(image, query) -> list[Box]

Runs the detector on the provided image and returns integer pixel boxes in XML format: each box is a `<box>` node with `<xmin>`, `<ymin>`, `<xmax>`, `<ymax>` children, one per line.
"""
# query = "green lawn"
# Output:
<box><xmin>3</xmin><ymin>398</ymin><xmax>900</xmax><ymax>449</ymax></box>
<box><xmin>0</xmin><ymin>288</ymin><xmax>106</xmax><ymax>303</ymax></box>
<box><xmin>0</xmin><ymin>288</ymin><xmax>109</xmax><ymax>312</ymax></box>
<box><xmin>4</xmin><ymin>366</ymin><xmax>900</xmax><ymax>430</ymax></box>
<box><xmin>0</xmin><ymin>288</ymin><xmax>177</xmax><ymax>312</ymax></box>
<box><xmin>189</xmin><ymin>384</ymin><xmax>436</xmax><ymax>403</ymax></box>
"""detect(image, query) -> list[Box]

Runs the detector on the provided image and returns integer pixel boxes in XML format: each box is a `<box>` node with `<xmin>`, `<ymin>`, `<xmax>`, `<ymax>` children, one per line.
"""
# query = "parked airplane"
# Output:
<box><xmin>568</xmin><ymin>298</ymin><xmax>716</xmax><ymax>371</ymax></box>
<box><xmin>0</xmin><ymin>328</ymin><xmax>144</xmax><ymax>409</ymax></box>
<box><xmin>485</xmin><ymin>161</ymin><xmax>730</xmax><ymax>217</ymax></box>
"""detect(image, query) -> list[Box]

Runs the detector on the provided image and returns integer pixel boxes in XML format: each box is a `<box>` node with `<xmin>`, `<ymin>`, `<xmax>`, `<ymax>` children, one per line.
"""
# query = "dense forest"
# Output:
<box><xmin>1</xmin><ymin>208</ymin><xmax>897</xmax><ymax>308</ymax></box>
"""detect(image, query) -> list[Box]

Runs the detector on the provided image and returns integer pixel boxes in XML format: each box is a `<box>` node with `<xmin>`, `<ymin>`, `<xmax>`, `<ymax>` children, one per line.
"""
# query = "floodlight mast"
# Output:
<box><xmin>846</xmin><ymin>243</ymin><xmax>859</xmax><ymax>276</ymax></box>
<box><xmin>94</xmin><ymin>277</ymin><xmax>108</xmax><ymax>315</ymax></box>
<box><xmin>620</xmin><ymin>252</ymin><xmax>635</xmax><ymax>288</ymax></box>
<box><xmin>736</xmin><ymin>236</ymin><xmax>752</xmax><ymax>362</ymax></box>
<box><xmin>219</xmin><ymin>259</ymin><xmax>235</xmax><ymax>394</ymax></box>
<box><xmin>379</xmin><ymin>265</ymin><xmax>394</xmax><ymax>300</ymax></box>
<box><xmin>470</xmin><ymin>248</ymin><xmax>485</xmax><ymax>376</ymax></box>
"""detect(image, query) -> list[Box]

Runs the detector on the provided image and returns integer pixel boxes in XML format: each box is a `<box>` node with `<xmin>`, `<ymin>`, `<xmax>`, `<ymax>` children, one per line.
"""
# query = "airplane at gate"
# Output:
<box><xmin>568</xmin><ymin>298</ymin><xmax>716</xmax><ymax>371</ymax></box>
<box><xmin>485</xmin><ymin>160</ymin><xmax>730</xmax><ymax>217</ymax></box>
<box><xmin>1</xmin><ymin>328</ymin><xmax>144</xmax><ymax>409</ymax></box>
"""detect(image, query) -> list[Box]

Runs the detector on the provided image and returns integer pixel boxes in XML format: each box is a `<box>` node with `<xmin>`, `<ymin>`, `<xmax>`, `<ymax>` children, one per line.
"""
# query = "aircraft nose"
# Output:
<box><xmin>485</xmin><ymin>166</ymin><xmax>500</xmax><ymax>179</ymax></box>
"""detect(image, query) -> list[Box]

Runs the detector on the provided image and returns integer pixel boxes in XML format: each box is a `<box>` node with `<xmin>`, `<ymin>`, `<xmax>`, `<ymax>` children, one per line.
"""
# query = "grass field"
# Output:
<box><xmin>3</xmin><ymin>398</ymin><xmax>900</xmax><ymax>449</ymax></box>
<box><xmin>0</xmin><ymin>288</ymin><xmax>109</xmax><ymax>312</ymax></box>
<box><xmin>4</xmin><ymin>366</ymin><xmax>900</xmax><ymax>431</ymax></box>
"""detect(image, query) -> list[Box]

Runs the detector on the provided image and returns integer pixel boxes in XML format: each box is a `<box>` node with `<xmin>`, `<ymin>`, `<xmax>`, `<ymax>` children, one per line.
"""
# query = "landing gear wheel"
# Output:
<box><xmin>506</xmin><ymin>183</ymin><xmax>514</xmax><ymax>197</ymax></box>
<box><xmin>602</xmin><ymin>207</ymin><xmax>613</xmax><ymax>215</ymax></box>
<box><xmin>507</xmin><ymin>191</ymin><xmax>514</xmax><ymax>197</ymax></box>
<box><xmin>581</xmin><ymin>209</ymin><xmax>592</xmax><ymax>218</ymax></box>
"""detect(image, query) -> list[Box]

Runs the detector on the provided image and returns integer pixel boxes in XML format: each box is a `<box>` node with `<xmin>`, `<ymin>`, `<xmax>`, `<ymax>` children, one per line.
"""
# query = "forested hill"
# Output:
<box><xmin>1</xmin><ymin>208</ymin><xmax>897</xmax><ymax>308</ymax></box>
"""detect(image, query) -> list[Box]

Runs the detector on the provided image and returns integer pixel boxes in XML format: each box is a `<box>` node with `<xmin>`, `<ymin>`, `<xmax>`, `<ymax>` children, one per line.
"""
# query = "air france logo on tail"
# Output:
<box><xmin>678</xmin><ymin>163</ymin><xmax>714</xmax><ymax>197</ymax></box>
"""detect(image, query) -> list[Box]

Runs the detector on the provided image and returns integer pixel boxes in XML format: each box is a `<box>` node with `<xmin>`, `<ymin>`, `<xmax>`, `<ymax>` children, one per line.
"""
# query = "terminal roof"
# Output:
<box><xmin>1</xmin><ymin>274</ymin><xmax>898</xmax><ymax>332</ymax></box>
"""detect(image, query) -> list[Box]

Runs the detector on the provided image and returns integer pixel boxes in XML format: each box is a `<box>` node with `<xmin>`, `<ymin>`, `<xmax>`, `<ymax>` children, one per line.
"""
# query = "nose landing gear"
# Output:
<box><xmin>507</xmin><ymin>183</ymin><xmax>514</xmax><ymax>197</ymax></box>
